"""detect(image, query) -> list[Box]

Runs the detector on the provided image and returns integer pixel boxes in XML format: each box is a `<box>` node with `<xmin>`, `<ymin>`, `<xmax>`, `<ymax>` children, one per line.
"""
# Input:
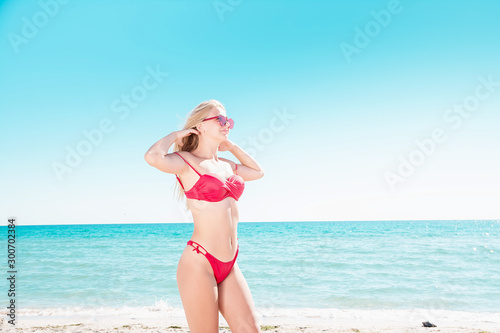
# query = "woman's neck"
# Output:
<box><xmin>192</xmin><ymin>139</ymin><xmax>220</xmax><ymax>161</ymax></box>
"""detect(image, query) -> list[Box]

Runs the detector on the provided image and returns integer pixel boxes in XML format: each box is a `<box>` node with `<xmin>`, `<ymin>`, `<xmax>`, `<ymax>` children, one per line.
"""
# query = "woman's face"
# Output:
<box><xmin>201</xmin><ymin>106</ymin><xmax>231</xmax><ymax>140</ymax></box>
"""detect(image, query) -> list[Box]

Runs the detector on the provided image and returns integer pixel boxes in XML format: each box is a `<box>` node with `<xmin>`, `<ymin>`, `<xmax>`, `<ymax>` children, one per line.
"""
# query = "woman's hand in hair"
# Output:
<box><xmin>175</xmin><ymin>128</ymin><xmax>200</xmax><ymax>146</ymax></box>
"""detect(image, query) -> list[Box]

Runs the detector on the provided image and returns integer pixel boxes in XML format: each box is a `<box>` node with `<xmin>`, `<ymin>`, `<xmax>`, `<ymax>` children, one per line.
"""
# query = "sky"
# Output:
<box><xmin>1</xmin><ymin>0</ymin><xmax>499</xmax><ymax>225</ymax></box>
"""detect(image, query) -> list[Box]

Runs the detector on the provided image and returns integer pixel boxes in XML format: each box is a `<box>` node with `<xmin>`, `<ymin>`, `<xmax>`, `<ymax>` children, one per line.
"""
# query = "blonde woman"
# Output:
<box><xmin>144</xmin><ymin>100</ymin><xmax>264</xmax><ymax>332</ymax></box>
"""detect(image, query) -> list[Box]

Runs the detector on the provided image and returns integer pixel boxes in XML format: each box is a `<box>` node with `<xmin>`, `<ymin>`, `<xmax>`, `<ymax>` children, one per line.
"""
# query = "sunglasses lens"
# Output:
<box><xmin>217</xmin><ymin>115</ymin><xmax>225</xmax><ymax>126</ymax></box>
<box><xmin>217</xmin><ymin>115</ymin><xmax>234</xmax><ymax>129</ymax></box>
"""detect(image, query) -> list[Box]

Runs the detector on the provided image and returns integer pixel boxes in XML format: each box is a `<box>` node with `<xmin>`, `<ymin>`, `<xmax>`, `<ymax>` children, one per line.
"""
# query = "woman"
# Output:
<box><xmin>144</xmin><ymin>100</ymin><xmax>264</xmax><ymax>332</ymax></box>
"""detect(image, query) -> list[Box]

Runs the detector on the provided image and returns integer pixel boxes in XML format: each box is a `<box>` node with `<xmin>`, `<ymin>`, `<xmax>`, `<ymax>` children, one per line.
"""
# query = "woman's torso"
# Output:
<box><xmin>182</xmin><ymin>155</ymin><xmax>240</xmax><ymax>261</ymax></box>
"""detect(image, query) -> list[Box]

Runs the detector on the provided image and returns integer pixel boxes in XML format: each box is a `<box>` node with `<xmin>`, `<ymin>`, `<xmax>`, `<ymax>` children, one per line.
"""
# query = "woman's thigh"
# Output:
<box><xmin>218</xmin><ymin>262</ymin><xmax>261</xmax><ymax>333</ymax></box>
<box><xmin>177</xmin><ymin>246</ymin><xmax>219</xmax><ymax>333</ymax></box>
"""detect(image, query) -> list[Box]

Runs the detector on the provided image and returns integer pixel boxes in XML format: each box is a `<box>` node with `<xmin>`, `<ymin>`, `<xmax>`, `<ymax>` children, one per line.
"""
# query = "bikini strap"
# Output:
<box><xmin>174</xmin><ymin>151</ymin><xmax>202</xmax><ymax>176</ymax></box>
<box><xmin>235</xmin><ymin>163</ymin><xmax>238</xmax><ymax>175</ymax></box>
<box><xmin>187</xmin><ymin>240</ymin><xmax>208</xmax><ymax>255</ymax></box>
<box><xmin>175</xmin><ymin>174</ymin><xmax>185</xmax><ymax>190</ymax></box>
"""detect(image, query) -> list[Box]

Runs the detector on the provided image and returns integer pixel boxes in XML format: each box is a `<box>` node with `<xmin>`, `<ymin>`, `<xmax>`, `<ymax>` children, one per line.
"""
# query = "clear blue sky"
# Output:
<box><xmin>1</xmin><ymin>0</ymin><xmax>499</xmax><ymax>225</ymax></box>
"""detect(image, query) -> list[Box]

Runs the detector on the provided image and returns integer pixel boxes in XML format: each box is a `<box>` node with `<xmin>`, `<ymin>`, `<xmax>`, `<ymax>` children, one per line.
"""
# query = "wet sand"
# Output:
<box><xmin>2</xmin><ymin>308</ymin><xmax>499</xmax><ymax>333</ymax></box>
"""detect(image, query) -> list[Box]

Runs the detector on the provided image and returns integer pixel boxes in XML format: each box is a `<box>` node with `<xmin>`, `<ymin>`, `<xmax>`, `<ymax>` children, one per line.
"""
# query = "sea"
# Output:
<box><xmin>1</xmin><ymin>220</ymin><xmax>499</xmax><ymax>319</ymax></box>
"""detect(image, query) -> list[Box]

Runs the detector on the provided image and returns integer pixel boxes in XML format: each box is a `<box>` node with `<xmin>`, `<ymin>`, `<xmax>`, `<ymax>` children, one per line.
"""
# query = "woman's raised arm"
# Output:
<box><xmin>144</xmin><ymin>129</ymin><xmax>199</xmax><ymax>174</ymax></box>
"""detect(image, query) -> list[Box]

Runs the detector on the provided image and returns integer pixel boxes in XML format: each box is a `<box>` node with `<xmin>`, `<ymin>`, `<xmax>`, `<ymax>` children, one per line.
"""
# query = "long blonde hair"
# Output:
<box><xmin>173</xmin><ymin>99</ymin><xmax>226</xmax><ymax>205</ymax></box>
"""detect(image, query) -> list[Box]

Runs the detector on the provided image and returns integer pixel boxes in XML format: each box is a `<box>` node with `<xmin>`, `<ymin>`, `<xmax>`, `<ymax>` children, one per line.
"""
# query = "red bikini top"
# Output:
<box><xmin>174</xmin><ymin>152</ymin><xmax>245</xmax><ymax>202</ymax></box>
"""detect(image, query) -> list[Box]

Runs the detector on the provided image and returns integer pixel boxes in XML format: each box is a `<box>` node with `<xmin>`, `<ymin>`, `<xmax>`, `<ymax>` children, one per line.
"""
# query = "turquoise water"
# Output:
<box><xmin>1</xmin><ymin>221</ymin><xmax>499</xmax><ymax>313</ymax></box>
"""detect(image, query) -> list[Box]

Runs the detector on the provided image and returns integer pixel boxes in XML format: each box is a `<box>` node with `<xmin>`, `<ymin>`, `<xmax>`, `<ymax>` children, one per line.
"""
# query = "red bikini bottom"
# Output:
<box><xmin>187</xmin><ymin>240</ymin><xmax>239</xmax><ymax>284</ymax></box>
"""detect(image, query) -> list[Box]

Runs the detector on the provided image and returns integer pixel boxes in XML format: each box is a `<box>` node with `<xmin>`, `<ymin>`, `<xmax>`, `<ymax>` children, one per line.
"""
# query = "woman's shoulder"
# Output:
<box><xmin>172</xmin><ymin>150</ymin><xmax>198</xmax><ymax>168</ymax></box>
<box><xmin>218</xmin><ymin>156</ymin><xmax>235</xmax><ymax>165</ymax></box>
<box><xmin>174</xmin><ymin>150</ymin><xmax>196</xmax><ymax>160</ymax></box>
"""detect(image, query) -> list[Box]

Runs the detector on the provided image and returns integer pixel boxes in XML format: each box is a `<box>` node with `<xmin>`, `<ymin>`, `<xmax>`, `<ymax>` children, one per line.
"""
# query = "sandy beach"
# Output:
<box><xmin>2</xmin><ymin>308</ymin><xmax>499</xmax><ymax>333</ymax></box>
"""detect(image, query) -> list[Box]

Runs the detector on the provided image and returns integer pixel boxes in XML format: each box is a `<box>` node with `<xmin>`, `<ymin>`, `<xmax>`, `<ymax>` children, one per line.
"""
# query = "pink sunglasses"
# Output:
<box><xmin>202</xmin><ymin>115</ymin><xmax>234</xmax><ymax>129</ymax></box>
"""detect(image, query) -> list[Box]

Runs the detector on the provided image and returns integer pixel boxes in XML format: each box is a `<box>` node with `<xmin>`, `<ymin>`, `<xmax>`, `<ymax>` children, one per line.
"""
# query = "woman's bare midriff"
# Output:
<box><xmin>187</xmin><ymin>196</ymin><xmax>239</xmax><ymax>262</ymax></box>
